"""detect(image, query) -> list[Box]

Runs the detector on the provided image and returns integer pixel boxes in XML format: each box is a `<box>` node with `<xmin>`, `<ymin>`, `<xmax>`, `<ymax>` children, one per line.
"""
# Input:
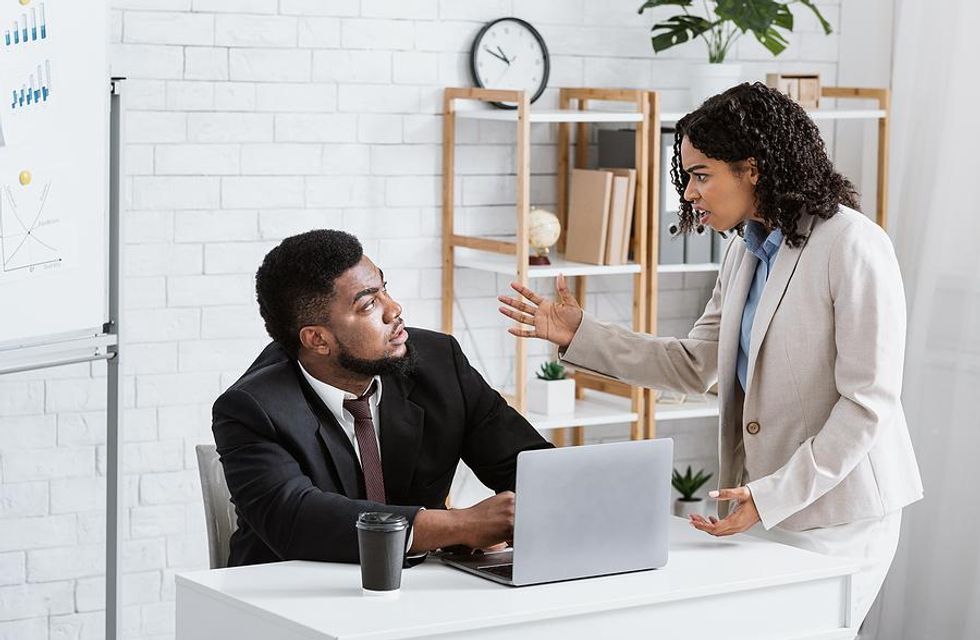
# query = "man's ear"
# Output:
<box><xmin>298</xmin><ymin>325</ymin><xmax>334</xmax><ymax>355</ymax></box>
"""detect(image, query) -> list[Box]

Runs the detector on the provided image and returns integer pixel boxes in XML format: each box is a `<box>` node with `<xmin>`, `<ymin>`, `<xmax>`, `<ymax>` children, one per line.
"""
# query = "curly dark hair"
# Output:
<box><xmin>255</xmin><ymin>229</ymin><xmax>363</xmax><ymax>358</ymax></box>
<box><xmin>670</xmin><ymin>82</ymin><xmax>858</xmax><ymax>248</ymax></box>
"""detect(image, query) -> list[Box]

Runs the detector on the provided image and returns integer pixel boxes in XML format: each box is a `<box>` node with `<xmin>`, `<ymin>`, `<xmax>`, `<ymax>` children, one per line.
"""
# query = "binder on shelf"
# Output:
<box><xmin>685</xmin><ymin>224</ymin><xmax>713</xmax><ymax>263</ymax></box>
<box><xmin>597</xmin><ymin>128</ymin><xmax>635</xmax><ymax>169</ymax></box>
<box><xmin>711</xmin><ymin>230</ymin><xmax>729</xmax><ymax>264</ymax></box>
<box><xmin>659</xmin><ymin>211</ymin><xmax>684</xmax><ymax>265</ymax></box>
<box><xmin>602</xmin><ymin>168</ymin><xmax>636</xmax><ymax>265</ymax></box>
<box><xmin>565</xmin><ymin>168</ymin><xmax>613</xmax><ymax>265</ymax></box>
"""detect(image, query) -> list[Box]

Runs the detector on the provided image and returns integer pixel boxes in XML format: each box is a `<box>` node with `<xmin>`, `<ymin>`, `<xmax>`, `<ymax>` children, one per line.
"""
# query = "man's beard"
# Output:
<box><xmin>336</xmin><ymin>340</ymin><xmax>417</xmax><ymax>377</ymax></box>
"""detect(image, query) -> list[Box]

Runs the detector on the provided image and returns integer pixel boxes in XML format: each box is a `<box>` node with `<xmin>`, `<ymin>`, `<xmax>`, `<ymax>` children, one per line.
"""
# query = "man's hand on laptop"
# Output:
<box><xmin>409</xmin><ymin>491</ymin><xmax>515</xmax><ymax>554</ymax></box>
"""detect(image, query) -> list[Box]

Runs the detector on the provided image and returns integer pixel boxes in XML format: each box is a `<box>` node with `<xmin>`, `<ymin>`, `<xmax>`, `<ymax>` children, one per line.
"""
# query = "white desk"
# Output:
<box><xmin>176</xmin><ymin>518</ymin><xmax>861</xmax><ymax>640</ymax></box>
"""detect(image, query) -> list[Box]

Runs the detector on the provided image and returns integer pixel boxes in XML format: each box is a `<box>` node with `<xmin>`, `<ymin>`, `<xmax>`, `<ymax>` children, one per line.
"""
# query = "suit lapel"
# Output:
<box><xmin>744</xmin><ymin>215</ymin><xmax>817</xmax><ymax>393</ymax></box>
<box><xmin>719</xmin><ymin>245</ymin><xmax>757</xmax><ymax>401</ymax></box>
<box><xmin>294</xmin><ymin>365</ymin><xmax>361</xmax><ymax>499</ymax></box>
<box><xmin>378</xmin><ymin>373</ymin><xmax>424</xmax><ymax>502</ymax></box>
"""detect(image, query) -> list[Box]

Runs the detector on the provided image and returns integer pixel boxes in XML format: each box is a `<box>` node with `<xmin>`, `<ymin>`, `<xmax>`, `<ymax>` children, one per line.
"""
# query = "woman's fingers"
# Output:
<box><xmin>510</xmin><ymin>281</ymin><xmax>544</xmax><ymax>305</ymax></box>
<box><xmin>498</xmin><ymin>307</ymin><xmax>535</xmax><ymax>327</ymax></box>
<box><xmin>507</xmin><ymin>326</ymin><xmax>537</xmax><ymax>339</ymax></box>
<box><xmin>497</xmin><ymin>295</ymin><xmax>537</xmax><ymax>316</ymax></box>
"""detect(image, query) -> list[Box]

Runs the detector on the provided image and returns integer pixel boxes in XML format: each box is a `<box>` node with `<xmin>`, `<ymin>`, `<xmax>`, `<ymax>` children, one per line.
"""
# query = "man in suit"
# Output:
<box><xmin>213</xmin><ymin>229</ymin><xmax>551</xmax><ymax>566</ymax></box>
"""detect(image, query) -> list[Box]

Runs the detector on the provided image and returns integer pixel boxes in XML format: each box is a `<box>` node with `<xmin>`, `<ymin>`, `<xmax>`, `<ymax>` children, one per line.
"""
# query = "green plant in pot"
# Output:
<box><xmin>528</xmin><ymin>360</ymin><xmax>576</xmax><ymax>417</ymax></box>
<box><xmin>671</xmin><ymin>465</ymin><xmax>714</xmax><ymax>517</ymax></box>
<box><xmin>638</xmin><ymin>0</ymin><xmax>833</xmax><ymax>106</ymax></box>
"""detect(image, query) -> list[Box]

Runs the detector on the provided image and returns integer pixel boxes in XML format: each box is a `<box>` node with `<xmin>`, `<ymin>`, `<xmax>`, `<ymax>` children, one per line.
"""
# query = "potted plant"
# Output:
<box><xmin>671</xmin><ymin>465</ymin><xmax>713</xmax><ymax>517</ymax></box>
<box><xmin>527</xmin><ymin>361</ymin><xmax>576</xmax><ymax>416</ymax></box>
<box><xmin>638</xmin><ymin>0</ymin><xmax>833</xmax><ymax>107</ymax></box>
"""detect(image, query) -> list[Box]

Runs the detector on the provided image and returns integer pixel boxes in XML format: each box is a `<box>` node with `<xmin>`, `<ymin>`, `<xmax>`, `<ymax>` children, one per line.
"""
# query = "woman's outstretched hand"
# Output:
<box><xmin>497</xmin><ymin>274</ymin><xmax>584</xmax><ymax>349</ymax></box>
<box><xmin>688</xmin><ymin>487</ymin><xmax>761</xmax><ymax>537</ymax></box>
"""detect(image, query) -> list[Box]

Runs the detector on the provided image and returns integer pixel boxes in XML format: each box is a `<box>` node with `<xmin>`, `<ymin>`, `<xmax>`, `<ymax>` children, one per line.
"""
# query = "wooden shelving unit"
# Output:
<box><xmin>442</xmin><ymin>84</ymin><xmax>891</xmax><ymax>446</ymax></box>
<box><xmin>442</xmin><ymin>87</ymin><xmax>652</xmax><ymax>445</ymax></box>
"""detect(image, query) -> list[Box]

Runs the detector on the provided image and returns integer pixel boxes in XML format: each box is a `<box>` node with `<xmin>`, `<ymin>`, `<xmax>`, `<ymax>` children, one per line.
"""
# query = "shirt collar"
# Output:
<box><xmin>297</xmin><ymin>361</ymin><xmax>383</xmax><ymax>422</ymax></box>
<box><xmin>743</xmin><ymin>220</ymin><xmax>783</xmax><ymax>261</ymax></box>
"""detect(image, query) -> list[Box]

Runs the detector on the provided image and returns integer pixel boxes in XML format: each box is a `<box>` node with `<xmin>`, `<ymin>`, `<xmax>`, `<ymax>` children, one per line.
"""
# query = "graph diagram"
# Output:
<box><xmin>9</xmin><ymin>59</ymin><xmax>52</xmax><ymax>110</ymax></box>
<box><xmin>0</xmin><ymin>181</ymin><xmax>62</xmax><ymax>274</ymax></box>
<box><xmin>3</xmin><ymin>2</ymin><xmax>48</xmax><ymax>47</ymax></box>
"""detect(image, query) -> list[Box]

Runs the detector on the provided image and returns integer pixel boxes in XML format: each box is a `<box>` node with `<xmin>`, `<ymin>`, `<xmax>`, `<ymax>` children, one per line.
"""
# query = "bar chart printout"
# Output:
<box><xmin>3</xmin><ymin>2</ymin><xmax>48</xmax><ymax>47</ymax></box>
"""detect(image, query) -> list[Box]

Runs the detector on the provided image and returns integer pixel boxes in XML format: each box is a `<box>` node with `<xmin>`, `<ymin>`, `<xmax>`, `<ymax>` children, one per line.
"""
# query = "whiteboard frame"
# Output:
<box><xmin>0</xmin><ymin>78</ymin><xmax>125</xmax><ymax>640</ymax></box>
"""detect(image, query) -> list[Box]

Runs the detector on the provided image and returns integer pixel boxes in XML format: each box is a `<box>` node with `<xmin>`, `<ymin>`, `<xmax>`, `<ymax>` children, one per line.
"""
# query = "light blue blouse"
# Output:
<box><xmin>737</xmin><ymin>221</ymin><xmax>784</xmax><ymax>392</ymax></box>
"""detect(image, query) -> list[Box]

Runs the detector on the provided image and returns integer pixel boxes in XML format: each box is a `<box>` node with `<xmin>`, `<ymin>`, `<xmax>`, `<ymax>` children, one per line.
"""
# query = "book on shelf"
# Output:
<box><xmin>603</xmin><ymin>168</ymin><xmax>636</xmax><ymax>265</ymax></box>
<box><xmin>564</xmin><ymin>168</ymin><xmax>613</xmax><ymax>265</ymax></box>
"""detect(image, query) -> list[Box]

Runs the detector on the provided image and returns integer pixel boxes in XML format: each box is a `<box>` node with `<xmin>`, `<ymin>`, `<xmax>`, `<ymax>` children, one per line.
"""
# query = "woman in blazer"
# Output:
<box><xmin>498</xmin><ymin>82</ymin><xmax>922</xmax><ymax>631</ymax></box>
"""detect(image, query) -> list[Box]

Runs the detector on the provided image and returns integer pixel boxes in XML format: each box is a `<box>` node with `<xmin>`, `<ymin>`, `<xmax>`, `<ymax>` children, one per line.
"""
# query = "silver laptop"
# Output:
<box><xmin>441</xmin><ymin>438</ymin><xmax>673</xmax><ymax>586</ymax></box>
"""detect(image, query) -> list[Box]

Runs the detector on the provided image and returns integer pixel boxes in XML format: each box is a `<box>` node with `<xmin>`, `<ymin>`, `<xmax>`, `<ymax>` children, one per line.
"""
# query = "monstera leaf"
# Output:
<box><xmin>638</xmin><ymin>0</ymin><xmax>832</xmax><ymax>62</ymax></box>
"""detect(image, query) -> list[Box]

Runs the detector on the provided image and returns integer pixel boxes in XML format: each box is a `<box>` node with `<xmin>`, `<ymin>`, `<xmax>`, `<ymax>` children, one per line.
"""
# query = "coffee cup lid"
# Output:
<box><xmin>356</xmin><ymin>512</ymin><xmax>408</xmax><ymax>532</ymax></box>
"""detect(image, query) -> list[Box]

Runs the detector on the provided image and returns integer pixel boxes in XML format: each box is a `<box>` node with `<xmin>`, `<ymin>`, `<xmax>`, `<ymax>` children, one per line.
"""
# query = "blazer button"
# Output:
<box><xmin>746</xmin><ymin>421</ymin><xmax>761</xmax><ymax>435</ymax></box>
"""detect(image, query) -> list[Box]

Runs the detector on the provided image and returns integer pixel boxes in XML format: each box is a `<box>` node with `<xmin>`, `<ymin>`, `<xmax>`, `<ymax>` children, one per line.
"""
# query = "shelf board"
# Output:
<box><xmin>523</xmin><ymin>394</ymin><xmax>639</xmax><ymax>431</ymax></box>
<box><xmin>661</xmin><ymin>108</ymin><xmax>886</xmax><ymax>124</ymax></box>
<box><xmin>657</xmin><ymin>262</ymin><xmax>720</xmax><ymax>273</ymax></box>
<box><xmin>455</xmin><ymin>108</ymin><xmax>643</xmax><ymax>124</ymax></box>
<box><xmin>455</xmin><ymin>248</ymin><xmax>642</xmax><ymax>278</ymax></box>
<box><xmin>655</xmin><ymin>394</ymin><xmax>720</xmax><ymax>421</ymax></box>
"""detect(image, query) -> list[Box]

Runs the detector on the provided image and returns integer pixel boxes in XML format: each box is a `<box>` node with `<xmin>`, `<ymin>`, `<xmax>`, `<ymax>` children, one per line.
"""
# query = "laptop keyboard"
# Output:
<box><xmin>478</xmin><ymin>564</ymin><xmax>513</xmax><ymax>580</ymax></box>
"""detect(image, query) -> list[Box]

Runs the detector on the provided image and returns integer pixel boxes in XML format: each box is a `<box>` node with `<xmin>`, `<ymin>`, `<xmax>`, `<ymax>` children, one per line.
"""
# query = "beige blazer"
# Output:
<box><xmin>563</xmin><ymin>206</ymin><xmax>923</xmax><ymax>531</ymax></box>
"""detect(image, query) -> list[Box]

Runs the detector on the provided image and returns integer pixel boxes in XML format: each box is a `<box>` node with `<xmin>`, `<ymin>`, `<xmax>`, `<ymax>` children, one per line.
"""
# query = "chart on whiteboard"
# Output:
<box><xmin>0</xmin><ymin>0</ymin><xmax>88</xmax><ymax>289</ymax></box>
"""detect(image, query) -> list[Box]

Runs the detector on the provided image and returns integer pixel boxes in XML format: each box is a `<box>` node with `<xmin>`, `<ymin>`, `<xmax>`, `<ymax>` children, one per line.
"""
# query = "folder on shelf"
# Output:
<box><xmin>565</xmin><ymin>168</ymin><xmax>613</xmax><ymax>265</ymax></box>
<box><xmin>602</xmin><ymin>168</ymin><xmax>636</xmax><ymax>265</ymax></box>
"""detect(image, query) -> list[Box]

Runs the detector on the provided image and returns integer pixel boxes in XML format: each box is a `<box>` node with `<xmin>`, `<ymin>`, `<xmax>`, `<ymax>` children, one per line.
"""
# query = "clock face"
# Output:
<box><xmin>470</xmin><ymin>18</ymin><xmax>549</xmax><ymax>109</ymax></box>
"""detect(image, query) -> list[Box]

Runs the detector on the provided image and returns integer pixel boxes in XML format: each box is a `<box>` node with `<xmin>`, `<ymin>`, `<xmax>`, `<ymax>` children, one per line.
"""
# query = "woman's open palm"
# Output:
<box><xmin>497</xmin><ymin>274</ymin><xmax>584</xmax><ymax>349</ymax></box>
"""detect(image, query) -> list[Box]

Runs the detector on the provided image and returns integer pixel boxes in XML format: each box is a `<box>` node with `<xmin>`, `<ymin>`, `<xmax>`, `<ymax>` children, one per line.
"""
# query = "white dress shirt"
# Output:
<box><xmin>297</xmin><ymin>362</ymin><xmax>382</xmax><ymax>466</ymax></box>
<box><xmin>297</xmin><ymin>363</ymin><xmax>420</xmax><ymax>553</ymax></box>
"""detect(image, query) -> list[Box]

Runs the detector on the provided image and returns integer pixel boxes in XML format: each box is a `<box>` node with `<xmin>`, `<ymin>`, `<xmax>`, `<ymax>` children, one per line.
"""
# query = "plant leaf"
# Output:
<box><xmin>715</xmin><ymin>0</ymin><xmax>782</xmax><ymax>33</ymax></box>
<box><xmin>755</xmin><ymin>25</ymin><xmax>789</xmax><ymax>56</ymax></box>
<box><xmin>649</xmin><ymin>15</ymin><xmax>715</xmax><ymax>53</ymax></box>
<box><xmin>638</xmin><ymin>0</ymin><xmax>694</xmax><ymax>15</ymax></box>
<box><xmin>796</xmin><ymin>0</ymin><xmax>833</xmax><ymax>34</ymax></box>
<box><xmin>773</xmin><ymin>4</ymin><xmax>793</xmax><ymax>30</ymax></box>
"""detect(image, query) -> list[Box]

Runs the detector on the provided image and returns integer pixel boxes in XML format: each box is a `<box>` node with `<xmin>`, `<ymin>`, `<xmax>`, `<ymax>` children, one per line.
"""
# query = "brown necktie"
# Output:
<box><xmin>343</xmin><ymin>381</ymin><xmax>386</xmax><ymax>504</ymax></box>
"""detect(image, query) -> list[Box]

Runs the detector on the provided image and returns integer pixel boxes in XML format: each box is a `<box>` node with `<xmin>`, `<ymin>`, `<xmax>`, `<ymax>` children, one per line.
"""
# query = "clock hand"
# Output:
<box><xmin>483</xmin><ymin>46</ymin><xmax>509</xmax><ymax>64</ymax></box>
<box><xmin>496</xmin><ymin>45</ymin><xmax>511</xmax><ymax>64</ymax></box>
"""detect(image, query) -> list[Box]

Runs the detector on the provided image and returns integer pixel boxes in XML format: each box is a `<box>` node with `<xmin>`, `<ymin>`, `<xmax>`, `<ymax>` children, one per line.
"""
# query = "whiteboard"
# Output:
<box><xmin>0</xmin><ymin>0</ymin><xmax>109</xmax><ymax>347</ymax></box>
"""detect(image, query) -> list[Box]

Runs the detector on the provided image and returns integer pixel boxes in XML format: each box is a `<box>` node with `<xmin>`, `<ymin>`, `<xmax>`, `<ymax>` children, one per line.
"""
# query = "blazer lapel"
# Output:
<box><xmin>294</xmin><ymin>365</ymin><xmax>361</xmax><ymax>499</ymax></box>
<box><xmin>744</xmin><ymin>216</ymin><xmax>817</xmax><ymax>393</ymax></box>
<box><xmin>378</xmin><ymin>373</ymin><xmax>425</xmax><ymax>502</ymax></box>
<box><xmin>719</xmin><ymin>246</ymin><xmax>757</xmax><ymax>401</ymax></box>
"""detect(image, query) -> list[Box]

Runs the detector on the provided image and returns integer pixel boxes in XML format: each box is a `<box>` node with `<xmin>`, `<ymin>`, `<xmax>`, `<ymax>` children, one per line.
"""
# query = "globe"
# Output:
<box><xmin>528</xmin><ymin>207</ymin><xmax>561</xmax><ymax>265</ymax></box>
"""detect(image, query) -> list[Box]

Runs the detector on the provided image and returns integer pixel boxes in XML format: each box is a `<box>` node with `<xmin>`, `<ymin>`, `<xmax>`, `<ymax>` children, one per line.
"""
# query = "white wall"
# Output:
<box><xmin>0</xmin><ymin>1</ymin><xmax>850</xmax><ymax>638</ymax></box>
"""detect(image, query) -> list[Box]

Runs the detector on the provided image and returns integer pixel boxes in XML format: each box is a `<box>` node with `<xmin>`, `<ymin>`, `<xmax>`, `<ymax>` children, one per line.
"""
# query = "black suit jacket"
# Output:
<box><xmin>212</xmin><ymin>328</ymin><xmax>552</xmax><ymax>567</ymax></box>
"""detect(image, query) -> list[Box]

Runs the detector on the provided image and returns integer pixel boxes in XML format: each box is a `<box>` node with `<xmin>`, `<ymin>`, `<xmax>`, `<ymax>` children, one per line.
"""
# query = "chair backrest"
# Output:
<box><xmin>195</xmin><ymin>444</ymin><xmax>238</xmax><ymax>569</ymax></box>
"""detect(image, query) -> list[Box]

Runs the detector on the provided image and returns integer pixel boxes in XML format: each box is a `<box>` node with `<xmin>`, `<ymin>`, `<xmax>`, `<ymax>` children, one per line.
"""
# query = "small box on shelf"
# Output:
<box><xmin>765</xmin><ymin>73</ymin><xmax>821</xmax><ymax>109</ymax></box>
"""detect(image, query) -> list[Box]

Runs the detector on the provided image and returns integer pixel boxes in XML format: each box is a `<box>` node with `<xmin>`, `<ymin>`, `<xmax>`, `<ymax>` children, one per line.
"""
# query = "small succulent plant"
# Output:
<box><xmin>672</xmin><ymin>465</ymin><xmax>713</xmax><ymax>501</ymax></box>
<box><xmin>536</xmin><ymin>360</ymin><xmax>567</xmax><ymax>381</ymax></box>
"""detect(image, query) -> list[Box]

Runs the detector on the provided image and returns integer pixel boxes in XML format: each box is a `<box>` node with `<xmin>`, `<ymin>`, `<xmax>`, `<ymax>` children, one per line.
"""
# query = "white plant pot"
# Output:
<box><xmin>689</xmin><ymin>62</ymin><xmax>743</xmax><ymax>108</ymax></box>
<box><xmin>673</xmin><ymin>498</ymin><xmax>707</xmax><ymax>518</ymax></box>
<box><xmin>526</xmin><ymin>378</ymin><xmax>576</xmax><ymax>416</ymax></box>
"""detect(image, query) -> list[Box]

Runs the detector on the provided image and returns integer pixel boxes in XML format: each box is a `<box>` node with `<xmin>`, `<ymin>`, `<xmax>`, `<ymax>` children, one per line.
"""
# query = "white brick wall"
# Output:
<box><xmin>0</xmin><ymin>1</ymin><xmax>860</xmax><ymax>638</ymax></box>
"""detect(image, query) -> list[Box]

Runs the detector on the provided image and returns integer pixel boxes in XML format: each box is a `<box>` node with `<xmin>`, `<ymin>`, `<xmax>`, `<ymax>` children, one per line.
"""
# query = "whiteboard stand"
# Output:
<box><xmin>105</xmin><ymin>76</ymin><xmax>126</xmax><ymax>640</ymax></box>
<box><xmin>0</xmin><ymin>77</ymin><xmax>126</xmax><ymax>640</ymax></box>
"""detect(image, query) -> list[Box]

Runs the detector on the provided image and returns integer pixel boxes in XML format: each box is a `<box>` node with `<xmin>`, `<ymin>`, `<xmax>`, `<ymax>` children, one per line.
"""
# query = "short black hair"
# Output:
<box><xmin>671</xmin><ymin>82</ymin><xmax>858</xmax><ymax>248</ymax></box>
<box><xmin>255</xmin><ymin>229</ymin><xmax>363</xmax><ymax>358</ymax></box>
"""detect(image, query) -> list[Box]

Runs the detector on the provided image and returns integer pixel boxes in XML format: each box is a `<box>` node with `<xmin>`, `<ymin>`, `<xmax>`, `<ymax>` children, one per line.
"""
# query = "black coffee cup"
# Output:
<box><xmin>356</xmin><ymin>512</ymin><xmax>408</xmax><ymax>596</ymax></box>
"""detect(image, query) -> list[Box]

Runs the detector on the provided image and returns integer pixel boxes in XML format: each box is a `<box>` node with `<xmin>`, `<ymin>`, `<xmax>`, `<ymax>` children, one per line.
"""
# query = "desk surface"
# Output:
<box><xmin>177</xmin><ymin>518</ymin><xmax>861</xmax><ymax>640</ymax></box>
